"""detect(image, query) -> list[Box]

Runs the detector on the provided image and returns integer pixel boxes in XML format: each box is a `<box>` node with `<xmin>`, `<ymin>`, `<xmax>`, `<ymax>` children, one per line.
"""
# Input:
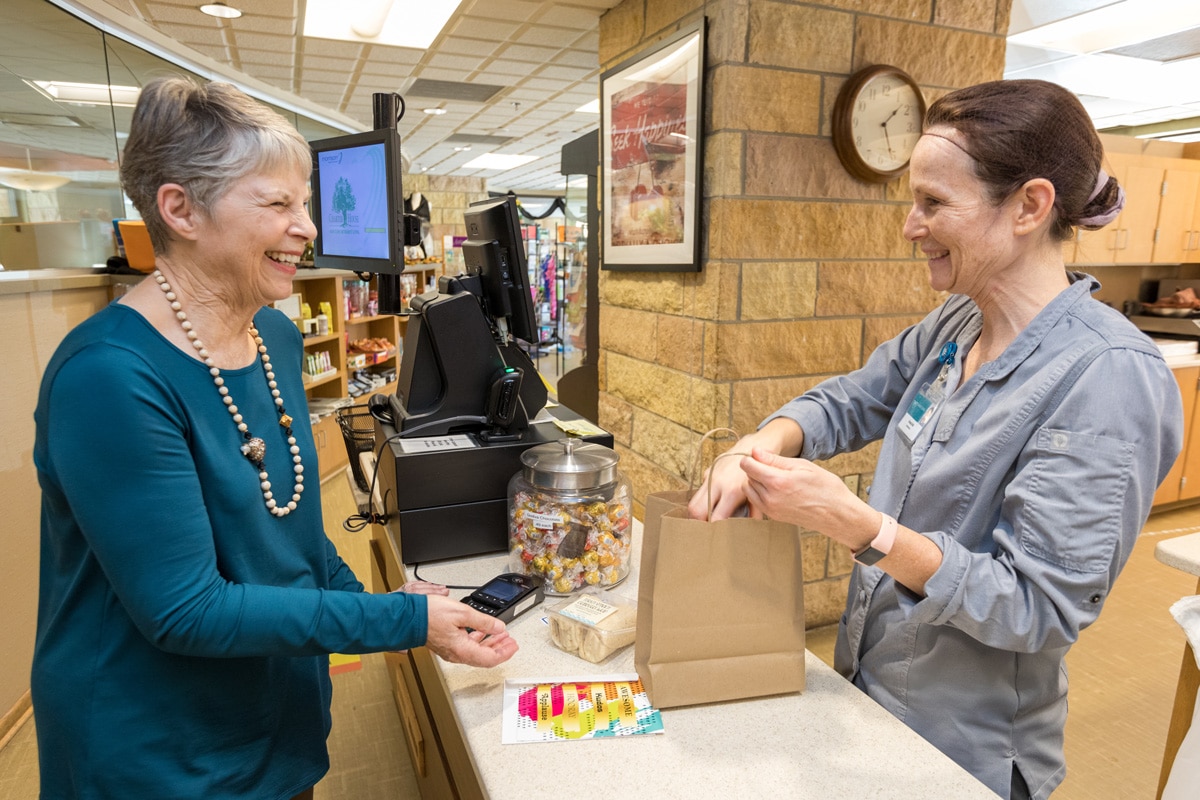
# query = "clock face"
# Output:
<box><xmin>832</xmin><ymin>65</ymin><xmax>926</xmax><ymax>183</ymax></box>
<box><xmin>851</xmin><ymin>73</ymin><xmax>922</xmax><ymax>173</ymax></box>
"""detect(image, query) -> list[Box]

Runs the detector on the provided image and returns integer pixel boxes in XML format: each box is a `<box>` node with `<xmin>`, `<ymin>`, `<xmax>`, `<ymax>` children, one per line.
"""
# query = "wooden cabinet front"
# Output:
<box><xmin>1072</xmin><ymin>153</ymin><xmax>1163</xmax><ymax>265</ymax></box>
<box><xmin>1155</xmin><ymin>366</ymin><xmax>1200</xmax><ymax>506</ymax></box>
<box><xmin>1154</xmin><ymin>168</ymin><xmax>1200</xmax><ymax>264</ymax></box>
<box><xmin>312</xmin><ymin>412</ymin><xmax>348</xmax><ymax>481</ymax></box>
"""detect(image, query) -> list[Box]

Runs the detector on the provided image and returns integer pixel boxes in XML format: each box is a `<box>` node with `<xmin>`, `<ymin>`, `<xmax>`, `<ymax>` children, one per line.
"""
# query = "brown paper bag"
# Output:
<box><xmin>634</xmin><ymin>435</ymin><xmax>806</xmax><ymax>708</ymax></box>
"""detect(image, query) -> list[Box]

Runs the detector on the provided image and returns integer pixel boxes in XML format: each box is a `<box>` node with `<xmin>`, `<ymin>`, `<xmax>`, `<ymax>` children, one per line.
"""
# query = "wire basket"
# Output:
<box><xmin>335</xmin><ymin>404</ymin><xmax>376</xmax><ymax>492</ymax></box>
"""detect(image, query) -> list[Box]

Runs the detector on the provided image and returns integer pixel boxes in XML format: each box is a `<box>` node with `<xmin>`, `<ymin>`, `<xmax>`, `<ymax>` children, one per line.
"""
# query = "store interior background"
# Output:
<box><xmin>4</xmin><ymin>0</ymin><xmax>1200</xmax><ymax>797</ymax></box>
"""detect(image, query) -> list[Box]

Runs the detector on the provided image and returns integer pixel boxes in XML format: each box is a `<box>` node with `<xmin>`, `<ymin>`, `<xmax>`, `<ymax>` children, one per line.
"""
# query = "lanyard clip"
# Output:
<box><xmin>938</xmin><ymin>342</ymin><xmax>957</xmax><ymax>366</ymax></box>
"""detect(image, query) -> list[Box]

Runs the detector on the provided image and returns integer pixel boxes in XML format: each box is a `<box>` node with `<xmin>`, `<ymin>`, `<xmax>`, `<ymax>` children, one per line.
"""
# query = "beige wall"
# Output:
<box><xmin>596</xmin><ymin>0</ymin><xmax>1014</xmax><ymax>626</ymax></box>
<box><xmin>0</xmin><ymin>285</ymin><xmax>111</xmax><ymax>719</ymax></box>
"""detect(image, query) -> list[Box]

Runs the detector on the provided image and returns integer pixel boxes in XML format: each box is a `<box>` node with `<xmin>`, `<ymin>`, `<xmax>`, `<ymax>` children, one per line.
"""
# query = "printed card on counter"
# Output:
<box><xmin>501</xmin><ymin>673</ymin><xmax>664</xmax><ymax>744</ymax></box>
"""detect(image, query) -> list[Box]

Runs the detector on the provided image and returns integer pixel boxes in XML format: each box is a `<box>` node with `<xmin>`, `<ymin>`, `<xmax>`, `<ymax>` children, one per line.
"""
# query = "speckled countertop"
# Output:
<box><xmin>402</xmin><ymin>524</ymin><xmax>997</xmax><ymax>799</ymax></box>
<box><xmin>1156</xmin><ymin>533</ymin><xmax>1200</xmax><ymax>578</ymax></box>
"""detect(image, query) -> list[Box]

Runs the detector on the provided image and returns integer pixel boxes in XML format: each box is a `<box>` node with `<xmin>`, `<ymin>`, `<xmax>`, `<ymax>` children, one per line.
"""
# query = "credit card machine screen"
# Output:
<box><xmin>461</xmin><ymin>573</ymin><xmax>544</xmax><ymax>623</ymax></box>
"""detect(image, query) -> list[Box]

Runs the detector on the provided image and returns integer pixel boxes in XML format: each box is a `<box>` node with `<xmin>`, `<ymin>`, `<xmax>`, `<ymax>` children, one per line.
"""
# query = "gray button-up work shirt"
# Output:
<box><xmin>767</xmin><ymin>274</ymin><xmax>1182</xmax><ymax>799</ymax></box>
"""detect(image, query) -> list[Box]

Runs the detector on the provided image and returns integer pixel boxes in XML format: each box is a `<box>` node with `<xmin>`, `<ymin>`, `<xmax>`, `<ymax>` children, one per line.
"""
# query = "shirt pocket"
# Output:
<box><xmin>1020</xmin><ymin>427</ymin><xmax>1134</xmax><ymax>573</ymax></box>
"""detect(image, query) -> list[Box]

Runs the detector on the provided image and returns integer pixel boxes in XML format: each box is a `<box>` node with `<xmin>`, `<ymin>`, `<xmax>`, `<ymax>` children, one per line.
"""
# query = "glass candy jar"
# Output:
<box><xmin>508</xmin><ymin>437</ymin><xmax>632</xmax><ymax>595</ymax></box>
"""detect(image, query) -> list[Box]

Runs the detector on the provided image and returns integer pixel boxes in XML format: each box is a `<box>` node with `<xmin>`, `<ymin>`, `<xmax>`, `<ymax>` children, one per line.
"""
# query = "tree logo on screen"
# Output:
<box><xmin>333</xmin><ymin>176</ymin><xmax>357</xmax><ymax>226</ymax></box>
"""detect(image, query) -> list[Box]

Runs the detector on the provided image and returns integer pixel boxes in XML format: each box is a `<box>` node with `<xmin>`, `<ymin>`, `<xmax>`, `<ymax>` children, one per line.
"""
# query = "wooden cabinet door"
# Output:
<box><xmin>1076</xmin><ymin>154</ymin><xmax>1164</xmax><ymax>265</ymax></box>
<box><xmin>1114</xmin><ymin>161</ymin><xmax>1164</xmax><ymax>264</ymax></box>
<box><xmin>1154</xmin><ymin>168</ymin><xmax>1200</xmax><ymax>264</ymax></box>
<box><xmin>1168</xmin><ymin>367</ymin><xmax>1200</xmax><ymax>503</ymax></box>
<box><xmin>312</xmin><ymin>412</ymin><xmax>349</xmax><ymax>480</ymax></box>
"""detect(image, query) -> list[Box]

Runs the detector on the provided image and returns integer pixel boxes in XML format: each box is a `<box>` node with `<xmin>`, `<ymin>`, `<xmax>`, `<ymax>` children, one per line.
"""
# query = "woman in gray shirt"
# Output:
<box><xmin>694</xmin><ymin>79</ymin><xmax>1183</xmax><ymax>800</ymax></box>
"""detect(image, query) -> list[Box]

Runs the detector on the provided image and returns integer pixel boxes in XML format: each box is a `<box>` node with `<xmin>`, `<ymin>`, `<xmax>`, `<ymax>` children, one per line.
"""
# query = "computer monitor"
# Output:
<box><xmin>461</xmin><ymin>196</ymin><xmax>538</xmax><ymax>345</ymax></box>
<box><xmin>309</xmin><ymin>127</ymin><xmax>407</xmax><ymax>276</ymax></box>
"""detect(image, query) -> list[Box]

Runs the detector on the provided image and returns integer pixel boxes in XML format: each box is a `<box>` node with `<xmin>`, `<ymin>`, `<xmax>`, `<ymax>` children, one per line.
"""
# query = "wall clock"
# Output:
<box><xmin>832</xmin><ymin>64</ymin><xmax>926</xmax><ymax>184</ymax></box>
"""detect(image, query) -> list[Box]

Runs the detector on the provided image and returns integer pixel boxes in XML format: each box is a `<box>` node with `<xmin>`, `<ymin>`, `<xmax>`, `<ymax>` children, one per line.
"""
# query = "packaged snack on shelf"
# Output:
<box><xmin>547</xmin><ymin>589</ymin><xmax>637</xmax><ymax>663</ymax></box>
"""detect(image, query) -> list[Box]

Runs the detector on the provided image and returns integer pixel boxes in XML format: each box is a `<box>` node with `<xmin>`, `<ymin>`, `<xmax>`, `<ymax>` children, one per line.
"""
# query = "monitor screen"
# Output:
<box><xmin>309</xmin><ymin>127</ymin><xmax>405</xmax><ymax>275</ymax></box>
<box><xmin>462</xmin><ymin>196</ymin><xmax>538</xmax><ymax>345</ymax></box>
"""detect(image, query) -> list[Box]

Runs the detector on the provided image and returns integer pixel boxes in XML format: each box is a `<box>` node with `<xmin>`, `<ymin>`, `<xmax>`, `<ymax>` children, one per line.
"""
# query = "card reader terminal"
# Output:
<box><xmin>462</xmin><ymin>573</ymin><xmax>544</xmax><ymax>623</ymax></box>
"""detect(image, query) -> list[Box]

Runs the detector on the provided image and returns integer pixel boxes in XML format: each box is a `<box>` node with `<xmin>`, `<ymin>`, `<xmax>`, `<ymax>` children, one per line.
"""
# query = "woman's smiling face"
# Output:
<box><xmin>192</xmin><ymin>165</ymin><xmax>317</xmax><ymax>307</ymax></box>
<box><xmin>903</xmin><ymin>127</ymin><xmax>1018</xmax><ymax>297</ymax></box>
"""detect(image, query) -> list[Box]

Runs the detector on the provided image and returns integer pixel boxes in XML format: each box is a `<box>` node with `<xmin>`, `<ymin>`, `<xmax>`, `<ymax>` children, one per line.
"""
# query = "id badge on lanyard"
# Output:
<box><xmin>897</xmin><ymin>342</ymin><xmax>956</xmax><ymax>447</ymax></box>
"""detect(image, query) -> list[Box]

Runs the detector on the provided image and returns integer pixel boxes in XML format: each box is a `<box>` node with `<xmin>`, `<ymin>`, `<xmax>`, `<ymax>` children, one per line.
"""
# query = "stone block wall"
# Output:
<box><xmin>400</xmin><ymin>173</ymin><xmax>489</xmax><ymax>259</ymax></box>
<box><xmin>597</xmin><ymin>0</ymin><xmax>1012</xmax><ymax>626</ymax></box>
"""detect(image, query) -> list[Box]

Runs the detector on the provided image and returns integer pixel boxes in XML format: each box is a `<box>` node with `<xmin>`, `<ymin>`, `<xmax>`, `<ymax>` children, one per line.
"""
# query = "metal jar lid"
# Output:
<box><xmin>520</xmin><ymin>437</ymin><xmax>620</xmax><ymax>491</ymax></box>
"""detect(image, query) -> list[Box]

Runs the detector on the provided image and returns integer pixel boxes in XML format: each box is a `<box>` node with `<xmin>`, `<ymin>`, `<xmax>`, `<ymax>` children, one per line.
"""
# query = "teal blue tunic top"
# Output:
<box><xmin>32</xmin><ymin>302</ymin><xmax>428</xmax><ymax>799</ymax></box>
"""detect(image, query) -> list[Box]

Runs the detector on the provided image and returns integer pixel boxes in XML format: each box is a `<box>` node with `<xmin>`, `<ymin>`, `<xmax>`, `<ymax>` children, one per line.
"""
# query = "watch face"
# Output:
<box><xmin>851</xmin><ymin>73</ymin><xmax>922</xmax><ymax>173</ymax></box>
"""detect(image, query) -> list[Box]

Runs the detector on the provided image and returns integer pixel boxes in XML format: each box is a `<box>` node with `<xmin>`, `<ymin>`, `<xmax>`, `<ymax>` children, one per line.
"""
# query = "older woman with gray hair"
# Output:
<box><xmin>31</xmin><ymin>77</ymin><xmax>516</xmax><ymax>800</ymax></box>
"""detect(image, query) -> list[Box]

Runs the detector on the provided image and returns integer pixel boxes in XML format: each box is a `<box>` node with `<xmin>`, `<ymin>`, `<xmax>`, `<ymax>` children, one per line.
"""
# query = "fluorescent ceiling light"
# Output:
<box><xmin>0</xmin><ymin>148</ymin><xmax>70</xmax><ymax>192</ymax></box>
<box><xmin>0</xmin><ymin>171</ymin><xmax>71</xmax><ymax>192</ymax></box>
<box><xmin>26</xmin><ymin>80</ymin><xmax>141</xmax><ymax>107</ymax></box>
<box><xmin>423</xmin><ymin>107</ymin><xmax>447</xmax><ymax>115</ymax></box>
<box><xmin>463</xmin><ymin>153</ymin><xmax>538</xmax><ymax>170</ymax></box>
<box><xmin>575</xmin><ymin>99</ymin><xmax>599</xmax><ymax>114</ymax></box>
<box><xmin>199</xmin><ymin>3</ymin><xmax>242</xmax><ymax>18</ymax></box>
<box><xmin>1007</xmin><ymin>0</ymin><xmax>1200</xmax><ymax>54</ymax></box>
<box><xmin>304</xmin><ymin>0</ymin><xmax>463</xmax><ymax>49</ymax></box>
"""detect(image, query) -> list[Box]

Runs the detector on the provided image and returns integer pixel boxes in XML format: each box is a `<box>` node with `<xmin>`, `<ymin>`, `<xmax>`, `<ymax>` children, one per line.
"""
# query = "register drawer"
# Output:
<box><xmin>387</xmin><ymin>498</ymin><xmax>507</xmax><ymax>564</ymax></box>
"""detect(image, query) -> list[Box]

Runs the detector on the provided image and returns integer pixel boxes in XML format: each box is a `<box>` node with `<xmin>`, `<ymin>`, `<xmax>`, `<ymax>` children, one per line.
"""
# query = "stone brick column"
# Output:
<box><xmin>597</xmin><ymin>0</ymin><xmax>1012</xmax><ymax>625</ymax></box>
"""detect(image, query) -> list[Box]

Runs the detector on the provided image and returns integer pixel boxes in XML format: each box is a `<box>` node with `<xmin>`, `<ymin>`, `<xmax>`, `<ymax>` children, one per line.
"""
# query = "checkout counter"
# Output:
<box><xmin>358</xmin><ymin>451</ymin><xmax>996</xmax><ymax>799</ymax></box>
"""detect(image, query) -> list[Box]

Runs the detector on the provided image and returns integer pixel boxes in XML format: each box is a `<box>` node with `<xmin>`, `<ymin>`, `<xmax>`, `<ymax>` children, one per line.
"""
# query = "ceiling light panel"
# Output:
<box><xmin>304</xmin><ymin>0</ymin><xmax>462</xmax><ymax>49</ymax></box>
<box><xmin>1008</xmin><ymin>0</ymin><xmax>1200</xmax><ymax>54</ymax></box>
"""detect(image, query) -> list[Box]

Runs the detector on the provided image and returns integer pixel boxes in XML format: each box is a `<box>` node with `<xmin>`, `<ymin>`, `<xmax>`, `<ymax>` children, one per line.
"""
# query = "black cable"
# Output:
<box><xmin>341</xmin><ymin>413</ymin><xmax>491</xmax><ymax>533</ymax></box>
<box><xmin>342</xmin><ymin>429</ymin><xmax>403</xmax><ymax>533</ymax></box>
<box><xmin>412</xmin><ymin>563</ymin><xmax>478</xmax><ymax>591</ymax></box>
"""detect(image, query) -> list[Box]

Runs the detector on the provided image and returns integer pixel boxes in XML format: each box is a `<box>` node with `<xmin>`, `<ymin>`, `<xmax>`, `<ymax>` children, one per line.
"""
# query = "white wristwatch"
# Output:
<box><xmin>853</xmin><ymin>513</ymin><xmax>897</xmax><ymax>566</ymax></box>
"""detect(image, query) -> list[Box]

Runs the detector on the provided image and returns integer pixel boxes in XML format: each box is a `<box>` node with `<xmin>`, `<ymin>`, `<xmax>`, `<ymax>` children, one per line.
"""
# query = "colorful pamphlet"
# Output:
<box><xmin>501</xmin><ymin>673</ymin><xmax>665</xmax><ymax>744</ymax></box>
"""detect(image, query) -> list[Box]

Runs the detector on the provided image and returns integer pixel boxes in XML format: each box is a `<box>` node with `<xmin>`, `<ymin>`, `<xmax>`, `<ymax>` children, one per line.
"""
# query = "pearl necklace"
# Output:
<box><xmin>153</xmin><ymin>269</ymin><xmax>304</xmax><ymax>517</ymax></box>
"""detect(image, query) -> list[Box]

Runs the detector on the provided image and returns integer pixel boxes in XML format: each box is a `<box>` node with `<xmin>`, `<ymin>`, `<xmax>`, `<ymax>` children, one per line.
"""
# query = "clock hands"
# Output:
<box><xmin>880</xmin><ymin>104</ymin><xmax>901</xmax><ymax>160</ymax></box>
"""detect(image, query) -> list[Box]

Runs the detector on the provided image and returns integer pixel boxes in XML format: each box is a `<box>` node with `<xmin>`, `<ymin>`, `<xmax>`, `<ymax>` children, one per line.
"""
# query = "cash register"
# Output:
<box><xmin>309</xmin><ymin>97</ymin><xmax>610</xmax><ymax>563</ymax></box>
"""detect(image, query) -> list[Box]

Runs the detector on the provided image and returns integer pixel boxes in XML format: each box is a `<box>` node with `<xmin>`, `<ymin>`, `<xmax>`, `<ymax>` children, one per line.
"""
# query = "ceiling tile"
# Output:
<box><xmin>451</xmin><ymin>18</ymin><xmax>522</xmax><ymax>40</ymax></box>
<box><xmin>233</xmin><ymin>31</ymin><xmax>295</xmax><ymax>52</ymax></box>
<box><xmin>534</xmin><ymin>6</ymin><xmax>604</xmax><ymax>30</ymax></box>
<box><xmin>236</xmin><ymin>48</ymin><xmax>296</xmax><ymax>68</ymax></box>
<box><xmin>221</xmin><ymin>14</ymin><xmax>295</xmax><ymax>36</ymax></box>
<box><xmin>156</xmin><ymin>23</ymin><xmax>227</xmax><ymax>48</ymax></box>
<box><xmin>438</xmin><ymin>36</ymin><xmax>502</xmax><ymax>57</ymax></box>
<box><xmin>427</xmin><ymin>52</ymin><xmax>489</xmax><ymax>72</ymax></box>
<box><xmin>499</xmin><ymin>43</ymin><xmax>560</xmax><ymax>63</ymax></box>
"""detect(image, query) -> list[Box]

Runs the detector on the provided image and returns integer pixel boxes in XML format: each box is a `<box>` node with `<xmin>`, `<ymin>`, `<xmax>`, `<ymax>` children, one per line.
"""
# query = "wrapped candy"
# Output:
<box><xmin>507</xmin><ymin>438</ymin><xmax>632</xmax><ymax>595</ymax></box>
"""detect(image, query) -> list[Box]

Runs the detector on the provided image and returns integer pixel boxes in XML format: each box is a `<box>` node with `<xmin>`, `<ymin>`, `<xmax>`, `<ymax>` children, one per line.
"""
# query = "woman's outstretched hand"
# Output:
<box><xmin>423</xmin><ymin>594</ymin><xmax>519</xmax><ymax>667</ymax></box>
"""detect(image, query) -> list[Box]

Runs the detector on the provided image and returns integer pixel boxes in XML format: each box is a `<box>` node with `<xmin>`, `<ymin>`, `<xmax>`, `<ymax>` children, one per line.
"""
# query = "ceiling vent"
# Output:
<box><xmin>406</xmin><ymin>78</ymin><xmax>505</xmax><ymax>104</ymax></box>
<box><xmin>1104</xmin><ymin>28</ymin><xmax>1200</xmax><ymax>63</ymax></box>
<box><xmin>444</xmin><ymin>133</ymin><xmax>514</xmax><ymax>147</ymax></box>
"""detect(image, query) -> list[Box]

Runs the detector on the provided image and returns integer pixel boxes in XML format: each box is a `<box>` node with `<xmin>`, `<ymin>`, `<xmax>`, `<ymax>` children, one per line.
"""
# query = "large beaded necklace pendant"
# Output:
<box><xmin>153</xmin><ymin>269</ymin><xmax>304</xmax><ymax>517</ymax></box>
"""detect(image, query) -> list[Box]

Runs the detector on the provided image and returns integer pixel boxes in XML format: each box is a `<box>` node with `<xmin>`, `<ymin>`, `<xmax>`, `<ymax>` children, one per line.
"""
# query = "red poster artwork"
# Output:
<box><xmin>609</xmin><ymin>80</ymin><xmax>688</xmax><ymax>247</ymax></box>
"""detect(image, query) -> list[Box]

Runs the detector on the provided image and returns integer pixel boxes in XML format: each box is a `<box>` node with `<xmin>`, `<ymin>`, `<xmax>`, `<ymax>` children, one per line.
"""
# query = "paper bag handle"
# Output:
<box><xmin>690</xmin><ymin>427</ymin><xmax>749</xmax><ymax>521</ymax></box>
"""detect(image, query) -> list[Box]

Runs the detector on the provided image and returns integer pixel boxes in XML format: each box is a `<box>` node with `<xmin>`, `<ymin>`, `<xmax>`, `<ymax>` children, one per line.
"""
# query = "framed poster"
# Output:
<box><xmin>601</xmin><ymin>19</ymin><xmax>705</xmax><ymax>272</ymax></box>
